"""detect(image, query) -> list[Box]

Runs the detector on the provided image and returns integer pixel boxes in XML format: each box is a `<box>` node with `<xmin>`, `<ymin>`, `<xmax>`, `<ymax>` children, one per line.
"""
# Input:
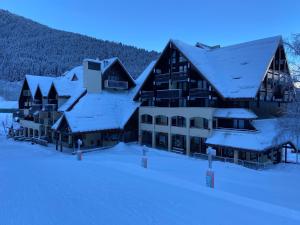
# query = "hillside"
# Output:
<box><xmin>0</xmin><ymin>9</ymin><xmax>159</xmax><ymax>81</ymax></box>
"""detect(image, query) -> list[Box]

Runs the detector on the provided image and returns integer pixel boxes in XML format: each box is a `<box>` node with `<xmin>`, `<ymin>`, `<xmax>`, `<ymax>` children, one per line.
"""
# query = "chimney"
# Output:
<box><xmin>83</xmin><ymin>59</ymin><xmax>102</xmax><ymax>93</ymax></box>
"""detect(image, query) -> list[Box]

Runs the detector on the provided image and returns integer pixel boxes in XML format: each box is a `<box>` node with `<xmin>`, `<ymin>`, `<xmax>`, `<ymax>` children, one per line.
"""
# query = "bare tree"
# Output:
<box><xmin>276</xmin><ymin>34</ymin><xmax>300</xmax><ymax>163</ymax></box>
<box><xmin>285</xmin><ymin>34</ymin><xmax>300</xmax><ymax>80</ymax></box>
<box><xmin>277</xmin><ymin>93</ymin><xmax>300</xmax><ymax>163</ymax></box>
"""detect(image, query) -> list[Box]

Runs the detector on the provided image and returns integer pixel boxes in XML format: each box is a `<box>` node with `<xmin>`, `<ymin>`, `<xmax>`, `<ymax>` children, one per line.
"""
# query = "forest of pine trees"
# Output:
<box><xmin>0</xmin><ymin>9</ymin><xmax>159</xmax><ymax>81</ymax></box>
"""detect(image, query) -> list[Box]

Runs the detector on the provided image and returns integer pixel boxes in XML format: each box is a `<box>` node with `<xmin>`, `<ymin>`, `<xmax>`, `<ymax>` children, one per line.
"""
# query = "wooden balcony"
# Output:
<box><xmin>156</xmin><ymin>89</ymin><xmax>182</xmax><ymax>99</ymax></box>
<box><xmin>141</xmin><ymin>91</ymin><xmax>154</xmax><ymax>100</ymax></box>
<box><xmin>189</xmin><ymin>88</ymin><xmax>209</xmax><ymax>99</ymax></box>
<box><xmin>22</xmin><ymin>90</ymin><xmax>31</xmax><ymax>97</ymax></box>
<box><xmin>104</xmin><ymin>80</ymin><xmax>128</xmax><ymax>90</ymax></box>
<box><xmin>155</xmin><ymin>73</ymin><xmax>169</xmax><ymax>83</ymax></box>
<box><xmin>171</xmin><ymin>71</ymin><xmax>188</xmax><ymax>82</ymax></box>
<box><xmin>43</xmin><ymin>104</ymin><xmax>57</xmax><ymax>112</ymax></box>
<box><xmin>29</xmin><ymin>104</ymin><xmax>42</xmax><ymax>114</ymax></box>
<box><xmin>48</xmin><ymin>99</ymin><xmax>58</xmax><ymax>104</ymax></box>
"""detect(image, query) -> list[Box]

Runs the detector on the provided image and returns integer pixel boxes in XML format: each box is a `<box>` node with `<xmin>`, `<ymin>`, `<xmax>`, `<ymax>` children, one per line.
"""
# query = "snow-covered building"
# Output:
<box><xmin>135</xmin><ymin>36</ymin><xmax>297</xmax><ymax>166</ymax></box>
<box><xmin>17</xmin><ymin>57</ymin><xmax>147</xmax><ymax>149</ymax></box>
<box><xmin>16</xmin><ymin>35</ymin><xmax>297</xmax><ymax>167</ymax></box>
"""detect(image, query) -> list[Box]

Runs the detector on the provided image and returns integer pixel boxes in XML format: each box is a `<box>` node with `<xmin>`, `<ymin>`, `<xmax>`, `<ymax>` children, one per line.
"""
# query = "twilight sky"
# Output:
<box><xmin>0</xmin><ymin>0</ymin><xmax>299</xmax><ymax>51</ymax></box>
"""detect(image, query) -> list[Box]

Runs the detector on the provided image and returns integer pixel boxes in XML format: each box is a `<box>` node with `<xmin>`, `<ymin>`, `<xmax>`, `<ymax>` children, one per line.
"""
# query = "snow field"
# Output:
<box><xmin>0</xmin><ymin>137</ymin><xmax>300</xmax><ymax>225</ymax></box>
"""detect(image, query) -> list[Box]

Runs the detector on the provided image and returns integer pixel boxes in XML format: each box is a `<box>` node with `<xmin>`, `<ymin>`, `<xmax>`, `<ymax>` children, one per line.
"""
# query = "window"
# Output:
<box><xmin>71</xmin><ymin>74</ymin><xmax>78</xmax><ymax>81</ymax></box>
<box><xmin>155</xmin><ymin>115</ymin><xmax>168</xmax><ymax>126</ymax></box>
<box><xmin>233</xmin><ymin>119</ymin><xmax>245</xmax><ymax>129</ymax></box>
<box><xmin>172</xmin><ymin>134</ymin><xmax>186</xmax><ymax>151</ymax></box>
<box><xmin>197</xmin><ymin>80</ymin><xmax>207</xmax><ymax>90</ymax></box>
<box><xmin>171</xmin><ymin>116</ymin><xmax>186</xmax><ymax>127</ymax></box>
<box><xmin>141</xmin><ymin>130</ymin><xmax>152</xmax><ymax>146</ymax></box>
<box><xmin>155</xmin><ymin>132</ymin><xmax>168</xmax><ymax>149</ymax></box>
<box><xmin>108</xmin><ymin>74</ymin><xmax>119</xmax><ymax>81</ymax></box>
<box><xmin>179</xmin><ymin>54</ymin><xmax>187</xmax><ymax>63</ymax></box>
<box><xmin>190</xmin><ymin>137</ymin><xmax>206</xmax><ymax>154</ymax></box>
<box><xmin>88</xmin><ymin>61</ymin><xmax>101</xmax><ymax>71</ymax></box>
<box><xmin>190</xmin><ymin>117</ymin><xmax>209</xmax><ymax>129</ymax></box>
<box><xmin>141</xmin><ymin>114</ymin><xmax>153</xmax><ymax>124</ymax></box>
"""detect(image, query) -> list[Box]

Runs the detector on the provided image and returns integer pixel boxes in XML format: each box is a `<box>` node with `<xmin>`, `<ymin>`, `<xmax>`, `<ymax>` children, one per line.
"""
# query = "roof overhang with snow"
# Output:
<box><xmin>214</xmin><ymin>108</ymin><xmax>258</xmax><ymax>119</ymax></box>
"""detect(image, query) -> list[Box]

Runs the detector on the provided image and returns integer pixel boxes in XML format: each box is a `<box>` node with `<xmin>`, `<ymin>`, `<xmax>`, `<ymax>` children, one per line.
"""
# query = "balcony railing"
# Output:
<box><xmin>22</xmin><ymin>90</ymin><xmax>31</xmax><ymax>97</ymax></box>
<box><xmin>156</xmin><ymin>89</ymin><xmax>182</xmax><ymax>99</ymax></box>
<box><xmin>48</xmin><ymin>99</ymin><xmax>58</xmax><ymax>104</ymax></box>
<box><xmin>171</xmin><ymin>71</ymin><xmax>188</xmax><ymax>81</ymax></box>
<box><xmin>141</xmin><ymin>91</ymin><xmax>154</xmax><ymax>100</ymax></box>
<box><xmin>29</xmin><ymin>104</ymin><xmax>42</xmax><ymax>114</ymax></box>
<box><xmin>31</xmin><ymin>104</ymin><xmax>42</xmax><ymax>111</ymax></box>
<box><xmin>189</xmin><ymin>88</ymin><xmax>209</xmax><ymax>98</ymax></box>
<box><xmin>43</xmin><ymin>104</ymin><xmax>57</xmax><ymax>112</ymax></box>
<box><xmin>104</xmin><ymin>80</ymin><xmax>128</xmax><ymax>90</ymax></box>
<box><xmin>155</xmin><ymin>73</ymin><xmax>169</xmax><ymax>83</ymax></box>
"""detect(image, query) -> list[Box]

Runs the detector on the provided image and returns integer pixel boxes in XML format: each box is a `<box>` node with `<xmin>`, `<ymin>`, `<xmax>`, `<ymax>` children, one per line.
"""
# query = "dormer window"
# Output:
<box><xmin>71</xmin><ymin>74</ymin><xmax>78</xmax><ymax>81</ymax></box>
<box><xmin>108</xmin><ymin>74</ymin><xmax>119</xmax><ymax>81</ymax></box>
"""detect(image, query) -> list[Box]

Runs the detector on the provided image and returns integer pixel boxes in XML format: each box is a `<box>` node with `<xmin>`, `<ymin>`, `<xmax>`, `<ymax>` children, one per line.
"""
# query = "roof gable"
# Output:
<box><xmin>171</xmin><ymin>36</ymin><xmax>282</xmax><ymax>99</ymax></box>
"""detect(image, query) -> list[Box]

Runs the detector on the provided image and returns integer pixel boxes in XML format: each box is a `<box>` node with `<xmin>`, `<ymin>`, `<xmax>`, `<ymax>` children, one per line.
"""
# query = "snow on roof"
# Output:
<box><xmin>214</xmin><ymin>108</ymin><xmax>257</xmax><ymax>119</ymax></box>
<box><xmin>206</xmin><ymin>119</ymin><xmax>295</xmax><ymax>152</ymax></box>
<box><xmin>171</xmin><ymin>36</ymin><xmax>282</xmax><ymax>99</ymax></box>
<box><xmin>52</xmin><ymin>58</ymin><xmax>149</xmax><ymax>132</ymax></box>
<box><xmin>57</xmin><ymin>88</ymin><xmax>86</xmax><ymax>112</ymax></box>
<box><xmin>84</xmin><ymin>57</ymin><xmax>135</xmax><ymax>84</ymax></box>
<box><xmin>25</xmin><ymin>75</ymin><xmax>57</xmax><ymax>97</ymax></box>
<box><xmin>36</xmin><ymin>77</ymin><xmax>56</xmax><ymax>97</ymax></box>
<box><xmin>133</xmin><ymin>60</ymin><xmax>156</xmax><ymax>98</ymax></box>
<box><xmin>53</xmin><ymin>66</ymin><xmax>84</xmax><ymax>97</ymax></box>
<box><xmin>53</xmin><ymin>91</ymin><xmax>140</xmax><ymax>133</ymax></box>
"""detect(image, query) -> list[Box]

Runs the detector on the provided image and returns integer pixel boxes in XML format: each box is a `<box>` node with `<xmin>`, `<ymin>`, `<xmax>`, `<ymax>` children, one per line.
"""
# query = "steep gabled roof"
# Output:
<box><xmin>53</xmin><ymin>66</ymin><xmax>84</xmax><ymax>97</ymax></box>
<box><xmin>172</xmin><ymin>36</ymin><xmax>282</xmax><ymax>99</ymax></box>
<box><xmin>25</xmin><ymin>75</ymin><xmax>55</xmax><ymax>96</ymax></box>
<box><xmin>52</xmin><ymin>91</ymin><xmax>140</xmax><ymax>133</ymax></box>
<box><xmin>83</xmin><ymin>57</ymin><xmax>135</xmax><ymax>85</ymax></box>
<box><xmin>52</xmin><ymin>59</ymin><xmax>149</xmax><ymax>132</ymax></box>
<box><xmin>133</xmin><ymin>60</ymin><xmax>156</xmax><ymax>99</ymax></box>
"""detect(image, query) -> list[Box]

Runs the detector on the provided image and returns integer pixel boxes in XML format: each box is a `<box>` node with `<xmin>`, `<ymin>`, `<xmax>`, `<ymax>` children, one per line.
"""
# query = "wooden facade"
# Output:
<box><xmin>137</xmin><ymin>39</ymin><xmax>296</xmax><ymax>166</ymax></box>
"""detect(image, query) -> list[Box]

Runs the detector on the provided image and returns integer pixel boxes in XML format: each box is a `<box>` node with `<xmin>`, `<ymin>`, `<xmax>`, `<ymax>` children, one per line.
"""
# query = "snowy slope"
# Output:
<box><xmin>0</xmin><ymin>97</ymin><xmax>17</xmax><ymax>109</ymax></box>
<box><xmin>0</xmin><ymin>138</ymin><xmax>300</xmax><ymax>225</ymax></box>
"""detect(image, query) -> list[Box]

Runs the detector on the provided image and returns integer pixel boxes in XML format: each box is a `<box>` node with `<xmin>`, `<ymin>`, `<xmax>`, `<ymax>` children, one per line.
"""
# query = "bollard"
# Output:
<box><xmin>141</xmin><ymin>145</ymin><xmax>148</xmax><ymax>168</ymax></box>
<box><xmin>206</xmin><ymin>147</ymin><xmax>216</xmax><ymax>188</ymax></box>
<box><xmin>77</xmin><ymin>139</ymin><xmax>83</xmax><ymax>161</ymax></box>
<box><xmin>141</xmin><ymin>156</ymin><xmax>148</xmax><ymax>168</ymax></box>
<box><xmin>77</xmin><ymin>150</ymin><xmax>82</xmax><ymax>161</ymax></box>
<box><xmin>206</xmin><ymin>170</ymin><xmax>214</xmax><ymax>188</ymax></box>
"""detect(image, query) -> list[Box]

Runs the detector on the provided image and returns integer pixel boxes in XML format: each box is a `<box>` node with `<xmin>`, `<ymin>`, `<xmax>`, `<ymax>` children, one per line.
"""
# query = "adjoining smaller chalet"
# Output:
<box><xmin>16</xmin><ymin>57</ymin><xmax>149</xmax><ymax>150</ymax></box>
<box><xmin>52</xmin><ymin>58</ymin><xmax>142</xmax><ymax>149</ymax></box>
<box><xmin>135</xmin><ymin>35</ymin><xmax>297</xmax><ymax>168</ymax></box>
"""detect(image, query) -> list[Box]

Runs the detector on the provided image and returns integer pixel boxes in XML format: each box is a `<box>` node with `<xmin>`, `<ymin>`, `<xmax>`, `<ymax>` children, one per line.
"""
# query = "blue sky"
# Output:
<box><xmin>0</xmin><ymin>0</ymin><xmax>299</xmax><ymax>51</ymax></box>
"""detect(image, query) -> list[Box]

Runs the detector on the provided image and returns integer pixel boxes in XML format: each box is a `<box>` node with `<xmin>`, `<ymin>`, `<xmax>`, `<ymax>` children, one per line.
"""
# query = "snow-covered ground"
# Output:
<box><xmin>0</xmin><ymin>112</ymin><xmax>13</xmax><ymax>135</ymax></box>
<box><xmin>1</xmin><ymin>111</ymin><xmax>300</xmax><ymax>224</ymax></box>
<box><xmin>0</xmin><ymin>131</ymin><xmax>300</xmax><ymax>225</ymax></box>
<box><xmin>0</xmin><ymin>96</ymin><xmax>18</xmax><ymax>111</ymax></box>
